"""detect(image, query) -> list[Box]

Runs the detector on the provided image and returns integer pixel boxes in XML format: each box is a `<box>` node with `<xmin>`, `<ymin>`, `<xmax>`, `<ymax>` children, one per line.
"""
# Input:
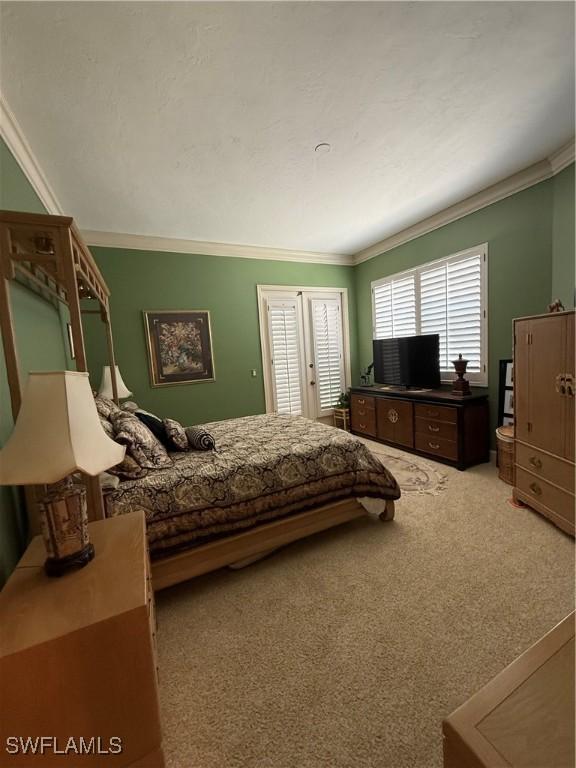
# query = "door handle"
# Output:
<box><xmin>555</xmin><ymin>374</ymin><xmax>566</xmax><ymax>395</ymax></box>
<box><xmin>529</xmin><ymin>482</ymin><xmax>542</xmax><ymax>496</ymax></box>
<box><xmin>310</xmin><ymin>381</ymin><xmax>316</xmax><ymax>386</ymax></box>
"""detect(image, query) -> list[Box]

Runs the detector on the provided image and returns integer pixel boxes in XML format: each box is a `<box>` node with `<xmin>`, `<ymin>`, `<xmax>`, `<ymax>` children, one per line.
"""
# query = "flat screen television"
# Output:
<box><xmin>373</xmin><ymin>334</ymin><xmax>441</xmax><ymax>389</ymax></box>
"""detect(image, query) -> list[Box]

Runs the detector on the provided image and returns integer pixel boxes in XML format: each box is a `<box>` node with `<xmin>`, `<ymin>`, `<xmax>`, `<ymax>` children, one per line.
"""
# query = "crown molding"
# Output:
<box><xmin>548</xmin><ymin>139</ymin><xmax>575</xmax><ymax>175</ymax></box>
<box><xmin>83</xmin><ymin>229</ymin><xmax>354</xmax><ymax>266</ymax></box>
<box><xmin>354</xmin><ymin>140</ymin><xmax>575</xmax><ymax>264</ymax></box>
<box><xmin>0</xmin><ymin>92</ymin><xmax>63</xmax><ymax>215</ymax></box>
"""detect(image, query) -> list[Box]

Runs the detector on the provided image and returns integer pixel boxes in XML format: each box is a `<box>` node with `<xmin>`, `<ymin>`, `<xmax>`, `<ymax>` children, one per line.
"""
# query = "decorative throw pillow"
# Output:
<box><xmin>163</xmin><ymin>418</ymin><xmax>188</xmax><ymax>451</ymax></box>
<box><xmin>107</xmin><ymin>455</ymin><xmax>149</xmax><ymax>480</ymax></box>
<box><xmin>135</xmin><ymin>412</ymin><xmax>169</xmax><ymax>447</ymax></box>
<box><xmin>185</xmin><ymin>426</ymin><xmax>216</xmax><ymax>451</ymax></box>
<box><xmin>110</xmin><ymin>411</ymin><xmax>173</xmax><ymax>469</ymax></box>
<box><xmin>94</xmin><ymin>395</ymin><xmax>122</xmax><ymax>420</ymax></box>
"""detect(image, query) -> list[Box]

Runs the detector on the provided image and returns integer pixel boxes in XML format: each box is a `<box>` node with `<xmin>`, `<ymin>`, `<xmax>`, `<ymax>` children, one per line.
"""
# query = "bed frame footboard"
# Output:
<box><xmin>151</xmin><ymin>497</ymin><xmax>396</xmax><ymax>591</ymax></box>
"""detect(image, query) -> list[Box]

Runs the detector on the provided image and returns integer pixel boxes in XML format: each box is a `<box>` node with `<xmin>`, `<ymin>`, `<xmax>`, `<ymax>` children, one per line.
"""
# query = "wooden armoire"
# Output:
<box><xmin>513</xmin><ymin>310</ymin><xmax>575</xmax><ymax>535</ymax></box>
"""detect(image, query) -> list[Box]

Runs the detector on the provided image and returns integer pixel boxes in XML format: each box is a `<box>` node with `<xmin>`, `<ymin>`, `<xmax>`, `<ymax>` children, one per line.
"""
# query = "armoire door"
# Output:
<box><xmin>564</xmin><ymin>313</ymin><xmax>575</xmax><ymax>461</ymax></box>
<box><xmin>516</xmin><ymin>314</ymin><xmax>567</xmax><ymax>456</ymax></box>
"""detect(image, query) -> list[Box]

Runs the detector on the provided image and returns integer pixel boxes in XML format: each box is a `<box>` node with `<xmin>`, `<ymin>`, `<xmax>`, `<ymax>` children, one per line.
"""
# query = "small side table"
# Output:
<box><xmin>333</xmin><ymin>408</ymin><xmax>350</xmax><ymax>431</ymax></box>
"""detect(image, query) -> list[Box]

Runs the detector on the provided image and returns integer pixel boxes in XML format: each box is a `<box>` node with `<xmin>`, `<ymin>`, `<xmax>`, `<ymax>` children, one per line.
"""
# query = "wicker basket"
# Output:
<box><xmin>496</xmin><ymin>425</ymin><xmax>514</xmax><ymax>485</ymax></box>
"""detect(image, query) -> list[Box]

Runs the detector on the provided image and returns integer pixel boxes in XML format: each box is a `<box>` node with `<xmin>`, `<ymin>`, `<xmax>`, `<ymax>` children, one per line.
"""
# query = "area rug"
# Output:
<box><xmin>364</xmin><ymin>440</ymin><xmax>448</xmax><ymax>495</ymax></box>
<box><xmin>156</xmin><ymin>456</ymin><xmax>574</xmax><ymax>768</ymax></box>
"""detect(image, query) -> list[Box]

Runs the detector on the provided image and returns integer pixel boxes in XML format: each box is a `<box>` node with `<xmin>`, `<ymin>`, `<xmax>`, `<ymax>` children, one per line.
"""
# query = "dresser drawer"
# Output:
<box><xmin>415</xmin><ymin>417</ymin><xmax>457</xmax><ymax>441</ymax></box>
<box><xmin>516</xmin><ymin>443</ymin><xmax>575</xmax><ymax>494</ymax></box>
<box><xmin>415</xmin><ymin>433</ymin><xmax>458</xmax><ymax>461</ymax></box>
<box><xmin>351</xmin><ymin>393</ymin><xmax>375</xmax><ymax>411</ymax></box>
<box><xmin>414</xmin><ymin>403</ymin><xmax>457</xmax><ymax>424</ymax></box>
<box><xmin>351</xmin><ymin>406</ymin><xmax>377</xmax><ymax>437</ymax></box>
<box><xmin>516</xmin><ymin>468</ymin><xmax>575</xmax><ymax>525</ymax></box>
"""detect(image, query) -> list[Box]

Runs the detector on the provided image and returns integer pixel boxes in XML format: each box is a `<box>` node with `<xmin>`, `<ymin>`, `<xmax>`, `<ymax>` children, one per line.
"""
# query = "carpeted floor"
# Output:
<box><xmin>156</xmin><ymin>443</ymin><xmax>574</xmax><ymax>768</ymax></box>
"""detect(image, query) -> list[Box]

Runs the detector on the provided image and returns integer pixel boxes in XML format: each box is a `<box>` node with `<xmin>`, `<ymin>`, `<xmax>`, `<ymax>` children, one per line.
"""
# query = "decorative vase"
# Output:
<box><xmin>452</xmin><ymin>353</ymin><xmax>471</xmax><ymax>396</ymax></box>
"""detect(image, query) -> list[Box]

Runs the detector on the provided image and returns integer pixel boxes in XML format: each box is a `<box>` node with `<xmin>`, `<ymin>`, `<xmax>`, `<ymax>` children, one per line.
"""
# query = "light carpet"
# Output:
<box><xmin>156</xmin><ymin>443</ymin><xmax>574</xmax><ymax>768</ymax></box>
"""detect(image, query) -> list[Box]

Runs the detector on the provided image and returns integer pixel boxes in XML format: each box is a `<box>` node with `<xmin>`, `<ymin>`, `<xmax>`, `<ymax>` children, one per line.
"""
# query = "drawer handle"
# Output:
<box><xmin>358</xmin><ymin>409</ymin><xmax>366</xmax><ymax>416</ymax></box>
<box><xmin>428</xmin><ymin>425</ymin><xmax>440</xmax><ymax>433</ymax></box>
<box><xmin>529</xmin><ymin>482</ymin><xmax>542</xmax><ymax>496</ymax></box>
<box><xmin>359</xmin><ymin>423</ymin><xmax>367</xmax><ymax>429</ymax></box>
<box><xmin>357</xmin><ymin>399</ymin><xmax>365</xmax><ymax>405</ymax></box>
<box><xmin>428</xmin><ymin>442</ymin><xmax>440</xmax><ymax>450</ymax></box>
<box><xmin>427</xmin><ymin>409</ymin><xmax>439</xmax><ymax>417</ymax></box>
<box><xmin>529</xmin><ymin>456</ymin><xmax>542</xmax><ymax>470</ymax></box>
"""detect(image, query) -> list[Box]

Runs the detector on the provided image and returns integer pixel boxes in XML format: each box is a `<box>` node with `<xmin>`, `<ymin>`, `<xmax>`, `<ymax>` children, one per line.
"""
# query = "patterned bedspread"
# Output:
<box><xmin>104</xmin><ymin>414</ymin><xmax>400</xmax><ymax>558</ymax></box>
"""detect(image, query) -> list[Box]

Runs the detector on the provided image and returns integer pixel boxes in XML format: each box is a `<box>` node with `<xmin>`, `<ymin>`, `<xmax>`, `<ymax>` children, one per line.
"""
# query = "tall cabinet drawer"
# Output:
<box><xmin>515</xmin><ymin>442</ymin><xmax>575</xmax><ymax>494</ymax></box>
<box><xmin>516</xmin><ymin>468</ymin><xmax>575</xmax><ymax>527</ymax></box>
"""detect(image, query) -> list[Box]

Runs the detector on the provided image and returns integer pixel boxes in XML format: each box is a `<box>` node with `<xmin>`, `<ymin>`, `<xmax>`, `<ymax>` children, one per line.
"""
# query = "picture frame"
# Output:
<box><xmin>143</xmin><ymin>310</ymin><xmax>215</xmax><ymax>387</ymax></box>
<box><xmin>498</xmin><ymin>359</ymin><xmax>514</xmax><ymax>427</ymax></box>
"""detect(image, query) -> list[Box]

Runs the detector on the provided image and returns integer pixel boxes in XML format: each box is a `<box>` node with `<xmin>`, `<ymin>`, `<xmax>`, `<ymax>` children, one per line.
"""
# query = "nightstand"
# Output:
<box><xmin>0</xmin><ymin>511</ymin><xmax>164</xmax><ymax>767</ymax></box>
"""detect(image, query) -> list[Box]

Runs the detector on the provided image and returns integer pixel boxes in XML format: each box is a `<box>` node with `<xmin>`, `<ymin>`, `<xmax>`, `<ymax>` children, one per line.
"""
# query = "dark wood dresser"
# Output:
<box><xmin>349</xmin><ymin>386</ymin><xmax>489</xmax><ymax>470</ymax></box>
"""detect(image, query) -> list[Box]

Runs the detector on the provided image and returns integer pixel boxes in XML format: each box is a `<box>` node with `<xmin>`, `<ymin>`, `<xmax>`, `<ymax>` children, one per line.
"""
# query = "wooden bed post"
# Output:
<box><xmin>0</xmin><ymin>230</ymin><xmax>22</xmax><ymax>419</ymax></box>
<box><xmin>102</xmin><ymin>301</ymin><xmax>119</xmax><ymax>404</ymax></box>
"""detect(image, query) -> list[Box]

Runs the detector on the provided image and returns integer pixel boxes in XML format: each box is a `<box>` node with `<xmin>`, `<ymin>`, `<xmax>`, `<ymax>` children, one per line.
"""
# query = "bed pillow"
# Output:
<box><xmin>185</xmin><ymin>426</ymin><xmax>216</xmax><ymax>451</ymax></box>
<box><xmin>135</xmin><ymin>412</ymin><xmax>169</xmax><ymax>446</ymax></box>
<box><xmin>163</xmin><ymin>418</ymin><xmax>188</xmax><ymax>451</ymax></box>
<box><xmin>94</xmin><ymin>395</ymin><xmax>122</xmax><ymax>420</ymax></box>
<box><xmin>107</xmin><ymin>455</ymin><xmax>149</xmax><ymax>480</ymax></box>
<box><xmin>110</xmin><ymin>411</ymin><xmax>173</xmax><ymax>469</ymax></box>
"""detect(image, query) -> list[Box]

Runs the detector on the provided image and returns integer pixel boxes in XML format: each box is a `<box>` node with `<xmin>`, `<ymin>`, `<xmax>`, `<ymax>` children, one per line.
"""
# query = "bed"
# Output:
<box><xmin>104</xmin><ymin>414</ymin><xmax>401</xmax><ymax>589</ymax></box>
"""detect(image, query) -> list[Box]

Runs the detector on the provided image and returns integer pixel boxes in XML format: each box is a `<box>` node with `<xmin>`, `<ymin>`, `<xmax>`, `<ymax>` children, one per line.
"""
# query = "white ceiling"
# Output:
<box><xmin>1</xmin><ymin>2</ymin><xmax>574</xmax><ymax>256</ymax></box>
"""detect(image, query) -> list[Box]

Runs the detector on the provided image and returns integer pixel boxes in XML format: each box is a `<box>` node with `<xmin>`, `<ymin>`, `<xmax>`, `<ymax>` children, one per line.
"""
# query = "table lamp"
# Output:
<box><xmin>0</xmin><ymin>371</ymin><xmax>125</xmax><ymax>576</ymax></box>
<box><xmin>98</xmin><ymin>365</ymin><xmax>132</xmax><ymax>400</ymax></box>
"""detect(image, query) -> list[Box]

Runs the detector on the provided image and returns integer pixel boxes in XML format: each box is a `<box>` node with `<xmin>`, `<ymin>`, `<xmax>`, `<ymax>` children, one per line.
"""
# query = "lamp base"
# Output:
<box><xmin>40</xmin><ymin>479</ymin><xmax>94</xmax><ymax>578</ymax></box>
<box><xmin>44</xmin><ymin>543</ymin><xmax>95</xmax><ymax>577</ymax></box>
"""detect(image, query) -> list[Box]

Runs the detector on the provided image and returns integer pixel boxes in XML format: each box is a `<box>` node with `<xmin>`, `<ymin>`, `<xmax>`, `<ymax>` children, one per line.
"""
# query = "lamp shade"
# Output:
<box><xmin>0</xmin><ymin>371</ymin><xmax>125</xmax><ymax>485</ymax></box>
<box><xmin>98</xmin><ymin>365</ymin><xmax>132</xmax><ymax>399</ymax></box>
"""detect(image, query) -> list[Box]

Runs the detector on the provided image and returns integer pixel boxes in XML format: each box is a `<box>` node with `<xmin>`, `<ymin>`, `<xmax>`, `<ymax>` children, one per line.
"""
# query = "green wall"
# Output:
<box><xmin>355</xmin><ymin>179</ymin><xmax>555</xmax><ymax>444</ymax></box>
<box><xmin>84</xmin><ymin>248</ymin><xmax>357</xmax><ymax>426</ymax></box>
<box><xmin>0</xmin><ymin>138</ymin><xmax>72</xmax><ymax>585</ymax></box>
<box><xmin>551</xmin><ymin>164</ymin><xmax>575</xmax><ymax>308</ymax></box>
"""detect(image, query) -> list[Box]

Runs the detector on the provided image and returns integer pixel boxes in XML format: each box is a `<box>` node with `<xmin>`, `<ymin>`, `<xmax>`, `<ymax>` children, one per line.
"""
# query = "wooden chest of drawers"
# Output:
<box><xmin>349</xmin><ymin>387</ymin><xmax>489</xmax><ymax>469</ymax></box>
<box><xmin>0</xmin><ymin>511</ymin><xmax>164</xmax><ymax>767</ymax></box>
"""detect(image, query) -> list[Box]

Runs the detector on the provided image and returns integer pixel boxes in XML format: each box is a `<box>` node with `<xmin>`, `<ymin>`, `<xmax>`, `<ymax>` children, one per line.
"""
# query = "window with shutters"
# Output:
<box><xmin>267</xmin><ymin>299</ymin><xmax>305</xmax><ymax>416</ymax></box>
<box><xmin>371</xmin><ymin>244</ymin><xmax>488</xmax><ymax>385</ymax></box>
<box><xmin>310</xmin><ymin>298</ymin><xmax>345</xmax><ymax>412</ymax></box>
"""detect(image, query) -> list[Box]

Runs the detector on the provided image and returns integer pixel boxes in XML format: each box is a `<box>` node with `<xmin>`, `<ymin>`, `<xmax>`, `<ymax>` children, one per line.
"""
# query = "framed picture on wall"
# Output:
<box><xmin>498</xmin><ymin>359</ymin><xmax>514</xmax><ymax>426</ymax></box>
<box><xmin>143</xmin><ymin>310</ymin><xmax>215</xmax><ymax>387</ymax></box>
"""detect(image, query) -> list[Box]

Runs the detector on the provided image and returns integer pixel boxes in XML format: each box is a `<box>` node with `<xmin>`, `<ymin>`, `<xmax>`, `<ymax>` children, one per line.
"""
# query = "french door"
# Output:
<box><xmin>258</xmin><ymin>287</ymin><xmax>349</xmax><ymax>419</ymax></box>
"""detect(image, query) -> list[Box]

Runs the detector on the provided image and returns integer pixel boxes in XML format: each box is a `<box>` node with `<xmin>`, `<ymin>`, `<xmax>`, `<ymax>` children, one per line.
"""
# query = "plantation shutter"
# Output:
<box><xmin>311</xmin><ymin>298</ymin><xmax>344</xmax><ymax>411</ymax></box>
<box><xmin>420</xmin><ymin>262</ymin><xmax>448</xmax><ymax>368</ymax></box>
<box><xmin>373</xmin><ymin>273</ymin><xmax>416</xmax><ymax>339</ymax></box>
<box><xmin>267</xmin><ymin>299</ymin><xmax>303</xmax><ymax>415</ymax></box>
<box><xmin>446</xmin><ymin>254</ymin><xmax>482</xmax><ymax>372</ymax></box>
